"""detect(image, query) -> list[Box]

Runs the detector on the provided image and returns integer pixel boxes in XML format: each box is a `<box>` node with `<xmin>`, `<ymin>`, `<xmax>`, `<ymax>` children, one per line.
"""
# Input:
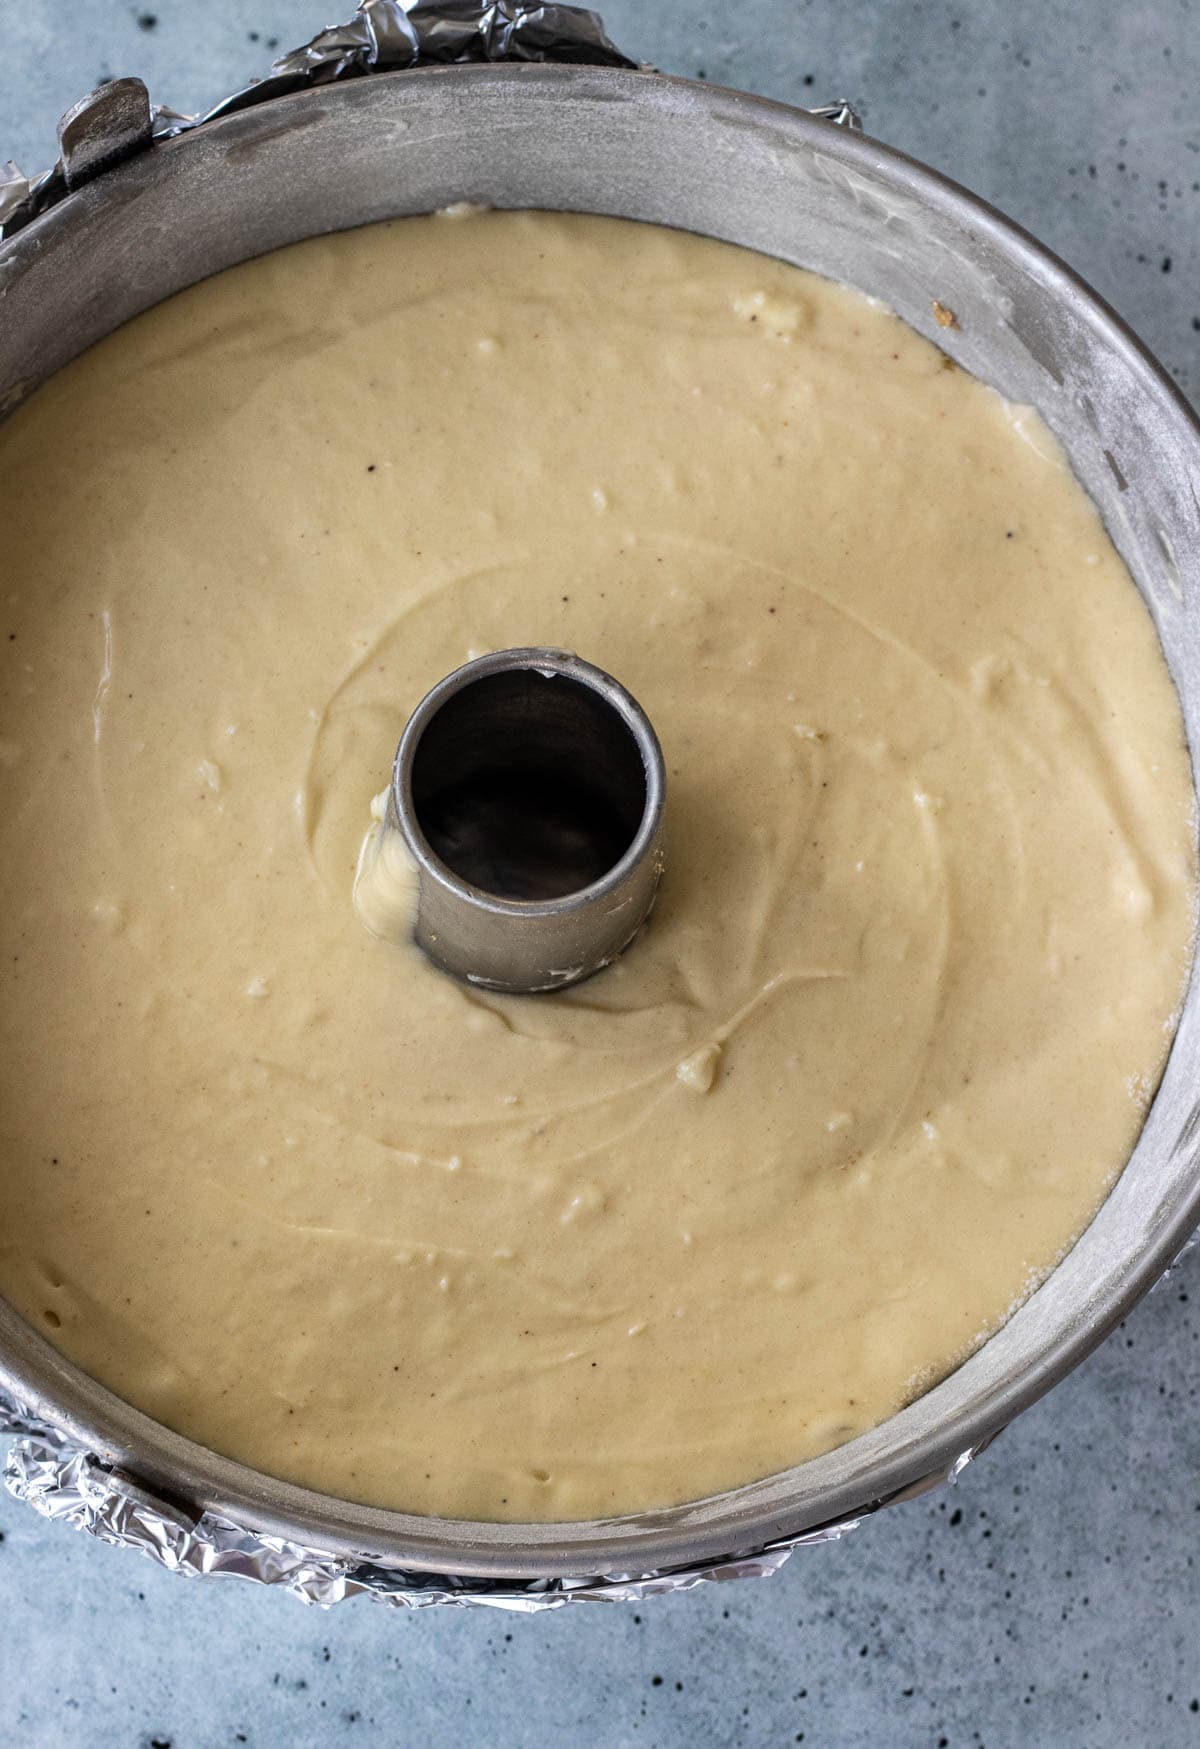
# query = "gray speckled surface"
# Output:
<box><xmin>1</xmin><ymin>3</ymin><xmax>1199</xmax><ymax>1745</ymax></box>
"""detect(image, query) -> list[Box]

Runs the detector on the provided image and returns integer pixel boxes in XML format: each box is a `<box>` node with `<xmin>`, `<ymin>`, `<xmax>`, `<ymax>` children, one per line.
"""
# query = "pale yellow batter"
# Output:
<box><xmin>0</xmin><ymin>211</ymin><xmax>1193</xmax><ymax>1522</ymax></box>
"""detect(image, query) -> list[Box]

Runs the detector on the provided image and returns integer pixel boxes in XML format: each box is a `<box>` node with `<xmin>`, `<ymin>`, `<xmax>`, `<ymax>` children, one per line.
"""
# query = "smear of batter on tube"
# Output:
<box><xmin>0</xmin><ymin>210</ymin><xmax>1193</xmax><ymax>1522</ymax></box>
<box><xmin>353</xmin><ymin>790</ymin><xmax>419</xmax><ymax>944</ymax></box>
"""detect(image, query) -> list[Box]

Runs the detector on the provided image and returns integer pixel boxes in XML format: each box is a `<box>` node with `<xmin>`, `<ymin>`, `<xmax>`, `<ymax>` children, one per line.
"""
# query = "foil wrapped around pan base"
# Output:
<box><xmin>0</xmin><ymin>1383</ymin><xmax>985</xmax><ymax>1610</ymax></box>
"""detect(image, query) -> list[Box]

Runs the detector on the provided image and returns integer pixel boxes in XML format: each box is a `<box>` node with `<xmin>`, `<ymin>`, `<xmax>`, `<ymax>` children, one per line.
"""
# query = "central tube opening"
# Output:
<box><xmin>409</xmin><ymin>666</ymin><xmax>648</xmax><ymax>902</ymax></box>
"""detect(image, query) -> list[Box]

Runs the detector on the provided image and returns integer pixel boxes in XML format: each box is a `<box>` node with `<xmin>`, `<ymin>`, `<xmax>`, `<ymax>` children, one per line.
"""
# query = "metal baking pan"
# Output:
<box><xmin>0</xmin><ymin>4</ymin><xmax>1197</xmax><ymax>1604</ymax></box>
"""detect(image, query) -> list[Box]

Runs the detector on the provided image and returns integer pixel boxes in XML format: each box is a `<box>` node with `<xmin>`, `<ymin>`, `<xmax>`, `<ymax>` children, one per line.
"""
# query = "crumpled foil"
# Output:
<box><xmin>0</xmin><ymin>1378</ymin><xmax>982</xmax><ymax>1609</ymax></box>
<box><xmin>0</xmin><ymin>0</ymin><xmax>637</xmax><ymax>235</ymax></box>
<box><xmin>0</xmin><ymin>0</ymin><xmax>889</xmax><ymax>1609</ymax></box>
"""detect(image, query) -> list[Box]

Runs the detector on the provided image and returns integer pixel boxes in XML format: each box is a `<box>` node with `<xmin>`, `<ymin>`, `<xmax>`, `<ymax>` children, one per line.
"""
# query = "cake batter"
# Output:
<box><xmin>0</xmin><ymin>211</ymin><xmax>1193</xmax><ymax>1520</ymax></box>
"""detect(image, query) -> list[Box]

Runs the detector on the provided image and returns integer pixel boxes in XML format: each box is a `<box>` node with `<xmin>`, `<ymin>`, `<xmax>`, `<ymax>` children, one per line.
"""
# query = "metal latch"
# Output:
<box><xmin>57</xmin><ymin>78</ymin><xmax>154</xmax><ymax>194</ymax></box>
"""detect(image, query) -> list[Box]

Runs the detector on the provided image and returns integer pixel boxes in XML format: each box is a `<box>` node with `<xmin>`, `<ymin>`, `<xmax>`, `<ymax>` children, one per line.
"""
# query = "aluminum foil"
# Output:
<box><xmin>0</xmin><ymin>1380</ymin><xmax>983</xmax><ymax>1609</ymax></box>
<box><xmin>0</xmin><ymin>0</ymin><xmax>886</xmax><ymax>1609</ymax></box>
<box><xmin>0</xmin><ymin>0</ymin><xmax>638</xmax><ymax>236</ymax></box>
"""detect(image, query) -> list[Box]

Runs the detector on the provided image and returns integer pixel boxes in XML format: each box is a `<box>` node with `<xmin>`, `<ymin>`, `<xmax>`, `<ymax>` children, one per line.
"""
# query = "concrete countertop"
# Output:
<box><xmin>1</xmin><ymin>3</ymin><xmax>1197</xmax><ymax>1744</ymax></box>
